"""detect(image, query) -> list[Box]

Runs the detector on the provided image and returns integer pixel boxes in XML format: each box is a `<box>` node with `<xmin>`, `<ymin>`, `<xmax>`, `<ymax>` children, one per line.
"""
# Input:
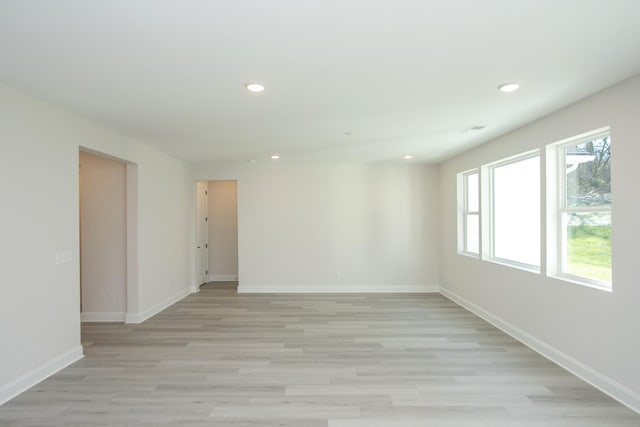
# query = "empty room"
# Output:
<box><xmin>1</xmin><ymin>1</ymin><xmax>640</xmax><ymax>426</ymax></box>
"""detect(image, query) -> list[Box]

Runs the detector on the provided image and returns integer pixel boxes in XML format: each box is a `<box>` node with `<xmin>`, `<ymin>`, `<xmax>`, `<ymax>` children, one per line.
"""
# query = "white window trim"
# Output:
<box><xmin>484</xmin><ymin>149</ymin><xmax>541</xmax><ymax>273</ymax></box>
<box><xmin>457</xmin><ymin>168</ymin><xmax>480</xmax><ymax>257</ymax></box>
<box><xmin>547</xmin><ymin>127</ymin><xmax>612</xmax><ymax>291</ymax></box>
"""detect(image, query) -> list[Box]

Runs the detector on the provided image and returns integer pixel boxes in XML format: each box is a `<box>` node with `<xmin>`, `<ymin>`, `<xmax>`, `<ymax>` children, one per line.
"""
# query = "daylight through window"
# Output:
<box><xmin>456</xmin><ymin>128</ymin><xmax>612</xmax><ymax>291</ymax></box>
<box><xmin>488</xmin><ymin>152</ymin><xmax>540</xmax><ymax>270</ymax></box>
<box><xmin>463</xmin><ymin>171</ymin><xmax>479</xmax><ymax>255</ymax></box>
<box><xmin>556</xmin><ymin>131</ymin><xmax>612</xmax><ymax>286</ymax></box>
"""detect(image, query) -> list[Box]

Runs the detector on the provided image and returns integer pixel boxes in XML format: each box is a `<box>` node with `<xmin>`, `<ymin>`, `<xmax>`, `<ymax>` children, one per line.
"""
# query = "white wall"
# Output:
<box><xmin>0</xmin><ymin>84</ymin><xmax>193</xmax><ymax>404</ymax></box>
<box><xmin>193</xmin><ymin>163</ymin><xmax>440</xmax><ymax>292</ymax></box>
<box><xmin>207</xmin><ymin>181</ymin><xmax>238</xmax><ymax>280</ymax></box>
<box><xmin>439</xmin><ymin>75</ymin><xmax>640</xmax><ymax>411</ymax></box>
<box><xmin>79</xmin><ymin>151</ymin><xmax>127</xmax><ymax>320</ymax></box>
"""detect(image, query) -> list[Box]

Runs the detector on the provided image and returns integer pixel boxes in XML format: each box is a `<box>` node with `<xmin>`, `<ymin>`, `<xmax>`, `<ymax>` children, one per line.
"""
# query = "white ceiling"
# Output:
<box><xmin>1</xmin><ymin>1</ymin><xmax>640</xmax><ymax>164</ymax></box>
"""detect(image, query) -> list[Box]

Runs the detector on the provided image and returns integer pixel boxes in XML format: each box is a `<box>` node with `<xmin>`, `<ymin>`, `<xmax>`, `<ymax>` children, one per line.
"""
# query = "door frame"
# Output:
<box><xmin>195</xmin><ymin>181</ymin><xmax>209</xmax><ymax>287</ymax></box>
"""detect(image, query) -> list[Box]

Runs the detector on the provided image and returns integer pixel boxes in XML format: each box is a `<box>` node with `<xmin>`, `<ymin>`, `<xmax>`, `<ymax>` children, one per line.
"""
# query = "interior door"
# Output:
<box><xmin>196</xmin><ymin>181</ymin><xmax>209</xmax><ymax>285</ymax></box>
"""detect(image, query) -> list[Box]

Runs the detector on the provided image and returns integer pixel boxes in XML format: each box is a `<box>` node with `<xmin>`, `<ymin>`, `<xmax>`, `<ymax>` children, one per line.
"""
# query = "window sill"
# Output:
<box><xmin>548</xmin><ymin>273</ymin><xmax>612</xmax><ymax>293</ymax></box>
<box><xmin>458</xmin><ymin>251</ymin><xmax>480</xmax><ymax>259</ymax></box>
<box><xmin>485</xmin><ymin>257</ymin><xmax>541</xmax><ymax>274</ymax></box>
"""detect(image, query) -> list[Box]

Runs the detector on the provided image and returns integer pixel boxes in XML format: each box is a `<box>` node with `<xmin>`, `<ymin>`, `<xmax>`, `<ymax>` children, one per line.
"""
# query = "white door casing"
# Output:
<box><xmin>196</xmin><ymin>181</ymin><xmax>209</xmax><ymax>285</ymax></box>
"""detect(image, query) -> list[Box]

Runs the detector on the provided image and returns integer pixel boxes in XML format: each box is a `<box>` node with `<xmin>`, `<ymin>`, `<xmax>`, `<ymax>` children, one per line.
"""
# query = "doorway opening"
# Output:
<box><xmin>79</xmin><ymin>149</ymin><xmax>138</xmax><ymax>322</ymax></box>
<box><xmin>195</xmin><ymin>180</ymin><xmax>238</xmax><ymax>289</ymax></box>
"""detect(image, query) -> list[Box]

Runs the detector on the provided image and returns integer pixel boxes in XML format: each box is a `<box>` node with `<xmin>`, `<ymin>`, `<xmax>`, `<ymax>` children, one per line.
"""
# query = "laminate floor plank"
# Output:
<box><xmin>1</xmin><ymin>282</ymin><xmax>638</xmax><ymax>426</ymax></box>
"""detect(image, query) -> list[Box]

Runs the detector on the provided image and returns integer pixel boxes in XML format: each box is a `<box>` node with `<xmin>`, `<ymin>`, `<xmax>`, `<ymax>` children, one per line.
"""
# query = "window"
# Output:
<box><xmin>456</xmin><ymin>129</ymin><xmax>612</xmax><ymax>287</ymax></box>
<box><xmin>549</xmin><ymin>129</ymin><xmax>611</xmax><ymax>289</ymax></box>
<box><xmin>486</xmin><ymin>151</ymin><xmax>540</xmax><ymax>271</ymax></box>
<box><xmin>458</xmin><ymin>170</ymin><xmax>479</xmax><ymax>256</ymax></box>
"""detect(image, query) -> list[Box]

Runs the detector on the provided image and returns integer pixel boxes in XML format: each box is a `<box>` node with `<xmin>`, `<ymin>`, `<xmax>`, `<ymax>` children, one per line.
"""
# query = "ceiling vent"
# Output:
<box><xmin>462</xmin><ymin>125</ymin><xmax>487</xmax><ymax>133</ymax></box>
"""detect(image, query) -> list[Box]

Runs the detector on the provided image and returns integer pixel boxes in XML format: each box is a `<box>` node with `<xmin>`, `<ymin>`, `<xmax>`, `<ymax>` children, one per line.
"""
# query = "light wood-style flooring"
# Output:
<box><xmin>1</xmin><ymin>282</ymin><xmax>639</xmax><ymax>426</ymax></box>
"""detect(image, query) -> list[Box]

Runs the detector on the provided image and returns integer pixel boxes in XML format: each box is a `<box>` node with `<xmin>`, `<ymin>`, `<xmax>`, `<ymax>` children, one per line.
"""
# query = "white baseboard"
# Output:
<box><xmin>0</xmin><ymin>345</ymin><xmax>83</xmax><ymax>406</ymax></box>
<box><xmin>209</xmin><ymin>274</ymin><xmax>238</xmax><ymax>282</ymax></box>
<box><xmin>81</xmin><ymin>312</ymin><xmax>125</xmax><ymax>322</ymax></box>
<box><xmin>238</xmin><ymin>284</ymin><xmax>439</xmax><ymax>293</ymax></box>
<box><xmin>125</xmin><ymin>287</ymin><xmax>192</xmax><ymax>324</ymax></box>
<box><xmin>439</xmin><ymin>287</ymin><xmax>640</xmax><ymax>415</ymax></box>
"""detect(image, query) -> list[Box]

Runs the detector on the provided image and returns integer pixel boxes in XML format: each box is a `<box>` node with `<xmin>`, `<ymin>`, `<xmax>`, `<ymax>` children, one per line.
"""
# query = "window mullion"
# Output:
<box><xmin>561</xmin><ymin>206</ymin><xmax>611</xmax><ymax>214</ymax></box>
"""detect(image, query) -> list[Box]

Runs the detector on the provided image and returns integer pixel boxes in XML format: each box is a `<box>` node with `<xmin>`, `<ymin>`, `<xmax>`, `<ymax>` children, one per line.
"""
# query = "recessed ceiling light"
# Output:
<box><xmin>270</xmin><ymin>154</ymin><xmax>280</xmax><ymax>160</ymax></box>
<box><xmin>246</xmin><ymin>83</ymin><xmax>265</xmax><ymax>92</ymax></box>
<box><xmin>403</xmin><ymin>155</ymin><xmax>413</xmax><ymax>160</ymax></box>
<box><xmin>498</xmin><ymin>83</ymin><xmax>520</xmax><ymax>93</ymax></box>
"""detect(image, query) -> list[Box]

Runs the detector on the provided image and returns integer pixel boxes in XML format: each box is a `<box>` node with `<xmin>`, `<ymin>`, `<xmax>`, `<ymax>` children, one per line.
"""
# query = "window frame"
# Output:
<box><xmin>457</xmin><ymin>168</ymin><xmax>480</xmax><ymax>257</ymax></box>
<box><xmin>548</xmin><ymin>128</ymin><xmax>612</xmax><ymax>291</ymax></box>
<box><xmin>485</xmin><ymin>149</ymin><xmax>541</xmax><ymax>273</ymax></box>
